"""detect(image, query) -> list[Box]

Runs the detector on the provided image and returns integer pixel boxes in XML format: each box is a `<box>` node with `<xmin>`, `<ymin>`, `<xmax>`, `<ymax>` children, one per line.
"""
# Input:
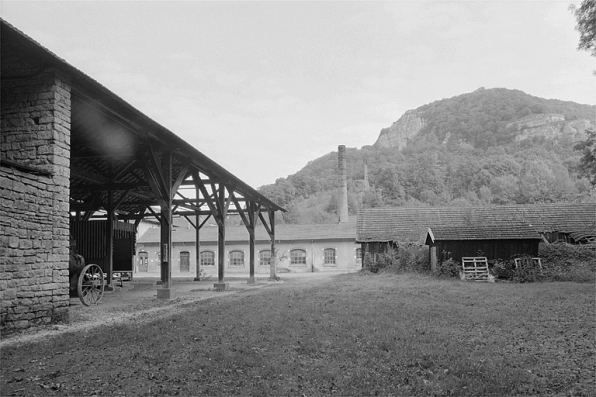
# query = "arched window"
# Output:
<box><xmin>229</xmin><ymin>250</ymin><xmax>244</xmax><ymax>267</ymax></box>
<box><xmin>324</xmin><ymin>248</ymin><xmax>336</xmax><ymax>265</ymax></box>
<box><xmin>259</xmin><ymin>250</ymin><xmax>271</xmax><ymax>266</ymax></box>
<box><xmin>200</xmin><ymin>251</ymin><xmax>215</xmax><ymax>267</ymax></box>
<box><xmin>290</xmin><ymin>249</ymin><xmax>307</xmax><ymax>265</ymax></box>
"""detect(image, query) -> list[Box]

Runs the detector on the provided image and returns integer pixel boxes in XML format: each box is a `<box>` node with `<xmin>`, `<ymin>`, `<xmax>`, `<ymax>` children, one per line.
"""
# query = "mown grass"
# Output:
<box><xmin>2</xmin><ymin>273</ymin><xmax>595</xmax><ymax>396</ymax></box>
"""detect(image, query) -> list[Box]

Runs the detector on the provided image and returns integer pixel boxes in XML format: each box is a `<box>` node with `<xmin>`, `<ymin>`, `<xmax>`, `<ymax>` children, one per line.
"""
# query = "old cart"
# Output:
<box><xmin>69</xmin><ymin>219</ymin><xmax>136</xmax><ymax>305</ymax></box>
<box><xmin>69</xmin><ymin>248</ymin><xmax>105</xmax><ymax>306</ymax></box>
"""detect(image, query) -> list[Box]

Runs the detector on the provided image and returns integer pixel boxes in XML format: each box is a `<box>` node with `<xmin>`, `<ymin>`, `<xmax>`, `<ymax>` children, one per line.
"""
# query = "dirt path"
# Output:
<box><xmin>0</xmin><ymin>272</ymin><xmax>341</xmax><ymax>348</ymax></box>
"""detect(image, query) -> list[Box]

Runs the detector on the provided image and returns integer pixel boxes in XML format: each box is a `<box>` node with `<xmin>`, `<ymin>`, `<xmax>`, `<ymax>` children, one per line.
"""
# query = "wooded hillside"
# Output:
<box><xmin>258</xmin><ymin>88</ymin><xmax>596</xmax><ymax>224</ymax></box>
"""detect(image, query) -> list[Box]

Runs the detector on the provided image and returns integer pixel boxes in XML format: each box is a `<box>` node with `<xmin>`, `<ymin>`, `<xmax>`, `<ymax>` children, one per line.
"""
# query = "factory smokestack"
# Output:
<box><xmin>338</xmin><ymin>145</ymin><xmax>349</xmax><ymax>223</ymax></box>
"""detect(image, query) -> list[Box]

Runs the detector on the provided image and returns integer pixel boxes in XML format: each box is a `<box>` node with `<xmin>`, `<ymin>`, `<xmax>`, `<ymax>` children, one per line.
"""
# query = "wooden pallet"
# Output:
<box><xmin>460</xmin><ymin>257</ymin><xmax>490</xmax><ymax>282</ymax></box>
<box><xmin>514</xmin><ymin>257</ymin><xmax>543</xmax><ymax>274</ymax></box>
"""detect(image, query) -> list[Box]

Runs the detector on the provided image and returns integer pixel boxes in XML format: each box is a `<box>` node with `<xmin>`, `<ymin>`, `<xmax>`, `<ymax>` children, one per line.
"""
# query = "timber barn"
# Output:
<box><xmin>425</xmin><ymin>223</ymin><xmax>541</xmax><ymax>270</ymax></box>
<box><xmin>136</xmin><ymin>222</ymin><xmax>360</xmax><ymax>276</ymax></box>
<box><xmin>0</xmin><ymin>20</ymin><xmax>283</xmax><ymax>332</ymax></box>
<box><xmin>357</xmin><ymin>203</ymin><xmax>596</xmax><ymax>266</ymax></box>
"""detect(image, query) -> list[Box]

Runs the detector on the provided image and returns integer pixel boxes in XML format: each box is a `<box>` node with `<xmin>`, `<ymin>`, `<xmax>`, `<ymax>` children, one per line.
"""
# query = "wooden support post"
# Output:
<box><xmin>160</xmin><ymin>205</ymin><xmax>172</xmax><ymax>287</ymax></box>
<box><xmin>105</xmin><ymin>190</ymin><xmax>114</xmax><ymax>291</ymax></box>
<box><xmin>246</xmin><ymin>201</ymin><xmax>256</xmax><ymax>284</ymax></box>
<box><xmin>194</xmin><ymin>212</ymin><xmax>201</xmax><ymax>281</ymax></box>
<box><xmin>268</xmin><ymin>209</ymin><xmax>278</xmax><ymax>281</ymax></box>
<box><xmin>157</xmin><ymin>151</ymin><xmax>173</xmax><ymax>299</ymax></box>
<box><xmin>248</xmin><ymin>228</ymin><xmax>256</xmax><ymax>284</ymax></box>
<box><xmin>214</xmin><ymin>184</ymin><xmax>228</xmax><ymax>291</ymax></box>
<box><xmin>218</xmin><ymin>221</ymin><xmax>225</xmax><ymax>282</ymax></box>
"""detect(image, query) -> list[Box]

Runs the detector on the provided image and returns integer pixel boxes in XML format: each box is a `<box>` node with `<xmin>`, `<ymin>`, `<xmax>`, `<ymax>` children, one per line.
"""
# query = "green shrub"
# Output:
<box><xmin>511</xmin><ymin>255</ymin><xmax>543</xmax><ymax>283</ymax></box>
<box><xmin>489</xmin><ymin>244</ymin><xmax>596</xmax><ymax>283</ymax></box>
<box><xmin>490</xmin><ymin>258</ymin><xmax>514</xmax><ymax>280</ymax></box>
<box><xmin>433</xmin><ymin>258</ymin><xmax>461</xmax><ymax>278</ymax></box>
<box><xmin>362</xmin><ymin>245</ymin><xmax>430</xmax><ymax>274</ymax></box>
<box><xmin>539</xmin><ymin>242</ymin><xmax>596</xmax><ymax>283</ymax></box>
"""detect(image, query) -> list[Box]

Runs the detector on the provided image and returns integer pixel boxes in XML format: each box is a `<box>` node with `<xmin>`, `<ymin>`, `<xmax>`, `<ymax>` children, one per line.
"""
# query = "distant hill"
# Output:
<box><xmin>258</xmin><ymin>88</ymin><xmax>595</xmax><ymax>224</ymax></box>
<box><xmin>375</xmin><ymin>88</ymin><xmax>594</xmax><ymax>150</ymax></box>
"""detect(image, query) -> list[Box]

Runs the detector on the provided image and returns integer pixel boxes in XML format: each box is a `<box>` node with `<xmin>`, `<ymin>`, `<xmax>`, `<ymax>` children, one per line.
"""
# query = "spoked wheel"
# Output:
<box><xmin>77</xmin><ymin>264</ymin><xmax>104</xmax><ymax>306</ymax></box>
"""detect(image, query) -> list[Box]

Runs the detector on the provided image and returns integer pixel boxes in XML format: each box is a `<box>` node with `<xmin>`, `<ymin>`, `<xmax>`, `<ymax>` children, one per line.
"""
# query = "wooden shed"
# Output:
<box><xmin>425</xmin><ymin>223</ymin><xmax>542</xmax><ymax>270</ymax></box>
<box><xmin>356</xmin><ymin>204</ymin><xmax>595</xmax><ymax>268</ymax></box>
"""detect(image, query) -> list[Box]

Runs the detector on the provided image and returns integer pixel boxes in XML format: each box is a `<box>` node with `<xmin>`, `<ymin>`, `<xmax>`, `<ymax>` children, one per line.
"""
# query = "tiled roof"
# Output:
<box><xmin>357</xmin><ymin>203</ymin><xmax>596</xmax><ymax>243</ymax></box>
<box><xmin>427</xmin><ymin>222</ymin><xmax>542</xmax><ymax>242</ymax></box>
<box><xmin>137</xmin><ymin>222</ymin><xmax>357</xmax><ymax>244</ymax></box>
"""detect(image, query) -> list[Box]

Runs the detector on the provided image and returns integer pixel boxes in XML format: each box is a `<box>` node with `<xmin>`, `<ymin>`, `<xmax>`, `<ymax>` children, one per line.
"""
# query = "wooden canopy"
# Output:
<box><xmin>2</xmin><ymin>19</ymin><xmax>284</xmax><ymax>294</ymax></box>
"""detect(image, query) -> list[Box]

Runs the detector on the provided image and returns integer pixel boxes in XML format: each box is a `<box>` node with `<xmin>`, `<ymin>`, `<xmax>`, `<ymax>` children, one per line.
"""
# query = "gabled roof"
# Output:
<box><xmin>137</xmin><ymin>222</ymin><xmax>357</xmax><ymax>244</ymax></box>
<box><xmin>357</xmin><ymin>203</ymin><xmax>596</xmax><ymax>244</ymax></box>
<box><xmin>426</xmin><ymin>222</ymin><xmax>541</xmax><ymax>244</ymax></box>
<box><xmin>1</xmin><ymin>19</ymin><xmax>284</xmax><ymax>216</ymax></box>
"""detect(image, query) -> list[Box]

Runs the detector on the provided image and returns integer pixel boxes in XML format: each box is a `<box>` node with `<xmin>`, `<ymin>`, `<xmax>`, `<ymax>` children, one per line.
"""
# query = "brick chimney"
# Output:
<box><xmin>338</xmin><ymin>145</ymin><xmax>349</xmax><ymax>223</ymax></box>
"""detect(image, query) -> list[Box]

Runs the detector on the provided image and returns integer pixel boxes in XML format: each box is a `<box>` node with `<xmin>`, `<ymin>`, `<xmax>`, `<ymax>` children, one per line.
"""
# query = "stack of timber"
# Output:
<box><xmin>460</xmin><ymin>257</ymin><xmax>491</xmax><ymax>282</ymax></box>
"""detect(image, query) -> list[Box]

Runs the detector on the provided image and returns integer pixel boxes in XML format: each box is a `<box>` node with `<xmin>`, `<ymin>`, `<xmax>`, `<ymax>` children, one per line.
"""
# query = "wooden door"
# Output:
<box><xmin>180</xmin><ymin>251</ymin><xmax>190</xmax><ymax>273</ymax></box>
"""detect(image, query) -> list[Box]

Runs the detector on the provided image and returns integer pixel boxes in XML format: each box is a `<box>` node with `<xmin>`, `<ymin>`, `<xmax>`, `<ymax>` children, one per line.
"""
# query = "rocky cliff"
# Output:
<box><xmin>506</xmin><ymin>113</ymin><xmax>592</xmax><ymax>143</ymax></box>
<box><xmin>374</xmin><ymin>110</ymin><xmax>426</xmax><ymax>149</ymax></box>
<box><xmin>374</xmin><ymin>110</ymin><xmax>593</xmax><ymax>150</ymax></box>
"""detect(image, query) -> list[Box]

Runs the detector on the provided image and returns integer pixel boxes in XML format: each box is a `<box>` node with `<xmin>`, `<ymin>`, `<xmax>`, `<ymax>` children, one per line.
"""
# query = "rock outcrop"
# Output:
<box><xmin>506</xmin><ymin>113</ymin><xmax>592</xmax><ymax>143</ymax></box>
<box><xmin>374</xmin><ymin>110</ymin><xmax>592</xmax><ymax>151</ymax></box>
<box><xmin>374</xmin><ymin>110</ymin><xmax>426</xmax><ymax>150</ymax></box>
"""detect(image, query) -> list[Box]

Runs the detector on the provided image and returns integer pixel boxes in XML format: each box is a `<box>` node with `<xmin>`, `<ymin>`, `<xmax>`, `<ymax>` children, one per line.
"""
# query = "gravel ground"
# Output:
<box><xmin>0</xmin><ymin>272</ymin><xmax>342</xmax><ymax>348</ymax></box>
<box><xmin>0</xmin><ymin>276</ymin><xmax>273</xmax><ymax>348</ymax></box>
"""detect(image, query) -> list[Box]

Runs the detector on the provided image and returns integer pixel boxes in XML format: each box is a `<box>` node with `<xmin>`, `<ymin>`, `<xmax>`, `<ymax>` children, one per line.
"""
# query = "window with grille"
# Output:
<box><xmin>200</xmin><ymin>251</ymin><xmax>215</xmax><ymax>266</ymax></box>
<box><xmin>229</xmin><ymin>250</ymin><xmax>244</xmax><ymax>266</ymax></box>
<box><xmin>290</xmin><ymin>249</ymin><xmax>307</xmax><ymax>265</ymax></box>
<box><xmin>259</xmin><ymin>250</ymin><xmax>271</xmax><ymax>266</ymax></box>
<box><xmin>324</xmin><ymin>248</ymin><xmax>336</xmax><ymax>265</ymax></box>
<box><xmin>356</xmin><ymin>248</ymin><xmax>362</xmax><ymax>261</ymax></box>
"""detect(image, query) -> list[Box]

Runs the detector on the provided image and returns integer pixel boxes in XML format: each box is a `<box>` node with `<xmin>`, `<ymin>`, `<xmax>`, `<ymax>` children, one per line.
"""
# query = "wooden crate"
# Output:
<box><xmin>460</xmin><ymin>257</ymin><xmax>490</xmax><ymax>282</ymax></box>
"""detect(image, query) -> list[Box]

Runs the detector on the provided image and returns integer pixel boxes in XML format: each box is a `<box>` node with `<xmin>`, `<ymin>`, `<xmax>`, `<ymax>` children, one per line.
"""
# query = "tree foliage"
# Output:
<box><xmin>571</xmin><ymin>0</ymin><xmax>596</xmax><ymax>57</ymax></box>
<box><xmin>574</xmin><ymin>128</ymin><xmax>596</xmax><ymax>186</ymax></box>
<box><xmin>258</xmin><ymin>89</ymin><xmax>596</xmax><ymax>224</ymax></box>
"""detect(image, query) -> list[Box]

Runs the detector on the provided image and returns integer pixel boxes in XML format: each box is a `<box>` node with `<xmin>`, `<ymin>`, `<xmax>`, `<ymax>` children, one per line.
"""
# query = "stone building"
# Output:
<box><xmin>1</xmin><ymin>24</ymin><xmax>73</xmax><ymax>330</ymax></box>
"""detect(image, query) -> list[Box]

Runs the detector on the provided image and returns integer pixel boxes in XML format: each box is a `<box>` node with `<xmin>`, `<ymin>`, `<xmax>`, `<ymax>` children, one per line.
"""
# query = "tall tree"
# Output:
<box><xmin>571</xmin><ymin>0</ymin><xmax>596</xmax><ymax>57</ymax></box>
<box><xmin>574</xmin><ymin>128</ymin><xmax>596</xmax><ymax>186</ymax></box>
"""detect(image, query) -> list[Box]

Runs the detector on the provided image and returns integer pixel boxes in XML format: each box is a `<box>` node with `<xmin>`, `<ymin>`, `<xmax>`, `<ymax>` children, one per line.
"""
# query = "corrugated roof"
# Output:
<box><xmin>357</xmin><ymin>203</ymin><xmax>596</xmax><ymax>243</ymax></box>
<box><xmin>137</xmin><ymin>222</ymin><xmax>357</xmax><ymax>244</ymax></box>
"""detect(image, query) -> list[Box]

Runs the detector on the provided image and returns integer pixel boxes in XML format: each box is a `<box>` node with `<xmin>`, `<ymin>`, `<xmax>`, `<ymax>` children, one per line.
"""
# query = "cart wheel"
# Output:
<box><xmin>77</xmin><ymin>264</ymin><xmax>104</xmax><ymax>306</ymax></box>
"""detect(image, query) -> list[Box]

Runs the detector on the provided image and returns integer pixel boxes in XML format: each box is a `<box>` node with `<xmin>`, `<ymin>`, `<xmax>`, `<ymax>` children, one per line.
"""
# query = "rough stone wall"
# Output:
<box><xmin>0</xmin><ymin>69</ymin><xmax>71</xmax><ymax>332</ymax></box>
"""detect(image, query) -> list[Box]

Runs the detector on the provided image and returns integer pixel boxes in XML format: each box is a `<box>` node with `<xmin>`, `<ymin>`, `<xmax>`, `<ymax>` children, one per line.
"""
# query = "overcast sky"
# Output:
<box><xmin>2</xmin><ymin>1</ymin><xmax>594</xmax><ymax>188</ymax></box>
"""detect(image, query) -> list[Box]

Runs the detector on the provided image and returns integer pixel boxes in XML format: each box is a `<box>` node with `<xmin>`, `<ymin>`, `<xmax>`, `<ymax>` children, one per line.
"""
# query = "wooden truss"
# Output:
<box><xmin>68</xmin><ymin>88</ymin><xmax>284</xmax><ymax>294</ymax></box>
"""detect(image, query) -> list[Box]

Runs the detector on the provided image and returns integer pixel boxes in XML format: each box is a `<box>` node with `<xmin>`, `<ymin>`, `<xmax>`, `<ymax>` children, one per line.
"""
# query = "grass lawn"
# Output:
<box><xmin>1</xmin><ymin>273</ymin><xmax>595</xmax><ymax>396</ymax></box>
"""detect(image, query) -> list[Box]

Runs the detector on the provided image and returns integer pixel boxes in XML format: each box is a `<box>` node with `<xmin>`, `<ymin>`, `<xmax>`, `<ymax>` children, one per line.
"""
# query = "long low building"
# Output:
<box><xmin>136</xmin><ymin>222</ymin><xmax>360</xmax><ymax>276</ymax></box>
<box><xmin>357</xmin><ymin>203</ymin><xmax>596</xmax><ymax>265</ymax></box>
